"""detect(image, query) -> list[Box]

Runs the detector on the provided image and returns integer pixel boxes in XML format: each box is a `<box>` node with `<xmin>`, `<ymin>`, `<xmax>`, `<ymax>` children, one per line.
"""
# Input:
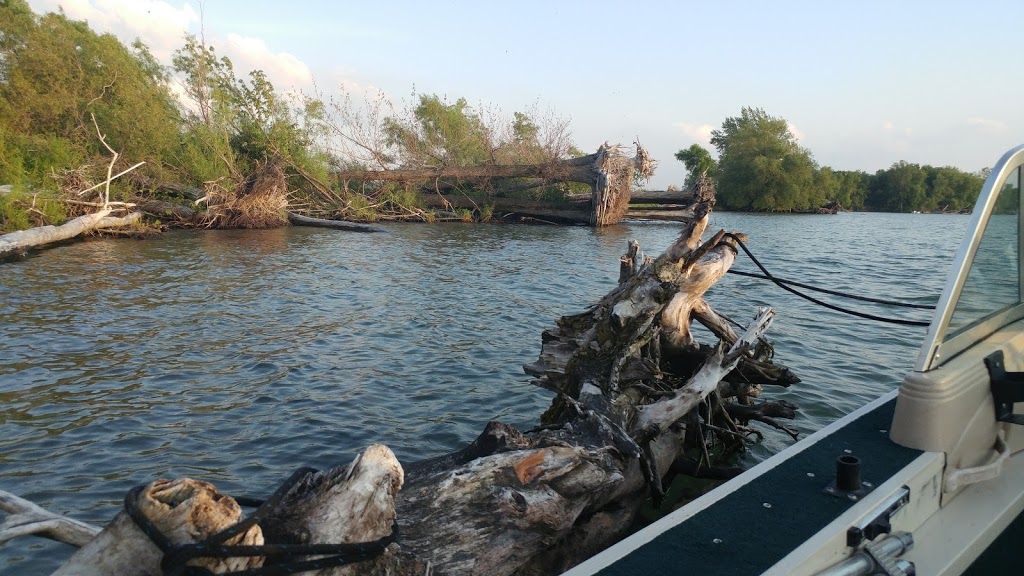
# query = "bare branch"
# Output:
<box><xmin>0</xmin><ymin>490</ymin><xmax>100</xmax><ymax>547</ymax></box>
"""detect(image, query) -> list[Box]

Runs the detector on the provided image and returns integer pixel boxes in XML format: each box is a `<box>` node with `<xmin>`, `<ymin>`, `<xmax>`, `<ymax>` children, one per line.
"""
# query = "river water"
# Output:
<box><xmin>0</xmin><ymin>212</ymin><xmax>967</xmax><ymax>574</ymax></box>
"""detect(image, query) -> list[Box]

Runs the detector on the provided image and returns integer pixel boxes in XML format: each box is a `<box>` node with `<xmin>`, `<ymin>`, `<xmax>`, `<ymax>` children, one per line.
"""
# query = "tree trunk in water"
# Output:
<box><xmin>334</xmin><ymin>143</ymin><xmax>654</xmax><ymax>227</ymax></box>
<box><xmin>25</xmin><ymin>186</ymin><xmax>800</xmax><ymax>575</ymax></box>
<box><xmin>0</xmin><ymin>211</ymin><xmax>142</xmax><ymax>260</ymax></box>
<box><xmin>286</xmin><ymin>211</ymin><xmax>385</xmax><ymax>232</ymax></box>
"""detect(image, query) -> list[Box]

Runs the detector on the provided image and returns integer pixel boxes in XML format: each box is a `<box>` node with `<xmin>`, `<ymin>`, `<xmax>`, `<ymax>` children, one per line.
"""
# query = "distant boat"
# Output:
<box><xmin>567</xmin><ymin>144</ymin><xmax>1024</xmax><ymax>576</ymax></box>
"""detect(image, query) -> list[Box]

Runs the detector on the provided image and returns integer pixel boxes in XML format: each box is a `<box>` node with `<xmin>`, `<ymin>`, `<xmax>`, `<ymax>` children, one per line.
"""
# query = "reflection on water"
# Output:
<box><xmin>0</xmin><ymin>214</ymin><xmax>965</xmax><ymax>574</ymax></box>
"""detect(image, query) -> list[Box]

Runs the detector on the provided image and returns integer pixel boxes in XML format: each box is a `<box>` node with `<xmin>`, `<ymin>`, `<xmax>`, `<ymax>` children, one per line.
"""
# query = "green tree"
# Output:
<box><xmin>832</xmin><ymin>170</ymin><xmax>870</xmax><ymax>210</ymax></box>
<box><xmin>674</xmin><ymin>143</ymin><xmax>716</xmax><ymax>189</ymax></box>
<box><xmin>814</xmin><ymin>165</ymin><xmax>838</xmax><ymax>206</ymax></box>
<box><xmin>383</xmin><ymin>94</ymin><xmax>491</xmax><ymax>167</ymax></box>
<box><xmin>171</xmin><ymin>36</ymin><xmax>335</xmax><ymax>192</ymax></box>
<box><xmin>710</xmin><ymin>107</ymin><xmax>820</xmax><ymax>211</ymax></box>
<box><xmin>512</xmin><ymin>111</ymin><xmax>538</xmax><ymax>144</ymax></box>
<box><xmin>504</xmin><ymin>111</ymin><xmax>546</xmax><ymax>164</ymax></box>
<box><xmin>868</xmin><ymin>161</ymin><xmax>927</xmax><ymax>212</ymax></box>
<box><xmin>0</xmin><ymin>3</ymin><xmax>180</xmax><ymax>186</ymax></box>
<box><xmin>925</xmin><ymin>166</ymin><xmax>983</xmax><ymax>212</ymax></box>
<box><xmin>171</xmin><ymin>34</ymin><xmax>244</xmax><ymax>183</ymax></box>
<box><xmin>172</xmin><ymin>34</ymin><xmax>237</xmax><ymax>130</ymax></box>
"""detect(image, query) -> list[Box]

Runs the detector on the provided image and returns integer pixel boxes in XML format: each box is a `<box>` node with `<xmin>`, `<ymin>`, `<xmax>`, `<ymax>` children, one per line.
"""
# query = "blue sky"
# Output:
<box><xmin>28</xmin><ymin>0</ymin><xmax>1024</xmax><ymax>188</ymax></box>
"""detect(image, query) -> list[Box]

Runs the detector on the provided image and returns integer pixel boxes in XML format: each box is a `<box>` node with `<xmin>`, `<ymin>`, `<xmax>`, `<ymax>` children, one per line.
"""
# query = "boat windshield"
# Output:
<box><xmin>947</xmin><ymin>167</ymin><xmax>1021</xmax><ymax>335</ymax></box>
<box><xmin>917</xmin><ymin>146</ymin><xmax>1024</xmax><ymax>371</ymax></box>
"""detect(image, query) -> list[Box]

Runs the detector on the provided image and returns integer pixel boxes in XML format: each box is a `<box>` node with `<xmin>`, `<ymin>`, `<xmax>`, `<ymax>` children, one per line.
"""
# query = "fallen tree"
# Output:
<box><xmin>416</xmin><ymin>188</ymin><xmax>700</xmax><ymax>225</ymax></box>
<box><xmin>334</xmin><ymin>142</ymin><xmax>655</xmax><ymax>226</ymax></box>
<box><xmin>0</xmin><ymin>210</ymin><xmax>143</xmax><ymax>260</ymax></box>
<box><xmin>0</xmin><ymin>117</ymin><xmax>148</xmax><ymax>260</ymax></box>
<box><xmin>2</xmin><ymin>185</ymin><xmax>801</xmax><ymax>575</ymax></box>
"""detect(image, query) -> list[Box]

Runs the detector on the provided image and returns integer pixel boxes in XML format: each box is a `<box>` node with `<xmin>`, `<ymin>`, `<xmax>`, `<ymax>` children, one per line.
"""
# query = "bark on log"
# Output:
<box><xmin>624</xmin><ymin>208</ymin><xmax>695</xmax><ymax>222</ymax></box>
<box><xmin>42</xmin><ymin>446</ymin><xmax>403</xmax><ymax>576</ymax></box>
<box><xmin>0</xmin><ymin>211</ymin><xmax>143</xmax><ymax>259</ymax></box>
<box><xmin>420</xmin><ymin>194</ymin><xmax>593</xmax><ymax>225</ymax></box>
<box><xmin>629</xmin><ymin>190</ymin><xmax>696</xmax><ymax>205</ymax></box>
<box><xmin>13</xmin><ymin>185</ymin><xmax>801</xmax><ymax>575</ymax></box>
<box><xmin>137</xmin><ymin>199</ymin><xmax>198</xmax><ymax>222</ymax></box>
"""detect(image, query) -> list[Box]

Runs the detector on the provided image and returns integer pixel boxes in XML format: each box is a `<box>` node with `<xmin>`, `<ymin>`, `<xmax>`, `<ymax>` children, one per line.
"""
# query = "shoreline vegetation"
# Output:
<box><xmin>0</xmin><ymin>1</ymin><xmax>1009</xmax><ymax>252</ymax></box>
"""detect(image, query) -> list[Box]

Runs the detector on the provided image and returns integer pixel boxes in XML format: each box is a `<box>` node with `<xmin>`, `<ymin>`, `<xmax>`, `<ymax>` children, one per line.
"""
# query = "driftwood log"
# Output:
<box><xmin>0</xmin><ymin>491</ymin><xmax>100</xmax><ymax>548</ymax></box>
<box><xmin>4</xmin><ymin>187</ymin><xmax>801</xmax><ymax>575</ymax></box>
<box><xmin>286</xmin><ymin>211</ymin><xmax>385</xmax><ymax>233</ymax></box>
<box><xmin>0</xmin><ymin>210</ymin><xmax>143</xmax><ymax>260</ymax></box>
<box><xmin>0</xmin><ymin>128</ymin><xmax>147</xmax><ymax>260</ymax></box>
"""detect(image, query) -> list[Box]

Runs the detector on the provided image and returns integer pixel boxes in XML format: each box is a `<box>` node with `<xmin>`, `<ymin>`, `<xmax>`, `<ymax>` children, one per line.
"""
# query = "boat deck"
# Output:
<box><xmin>566</xmin><ymin>393</ymin><xmax>922</xmax><ymax>575</ymax></box>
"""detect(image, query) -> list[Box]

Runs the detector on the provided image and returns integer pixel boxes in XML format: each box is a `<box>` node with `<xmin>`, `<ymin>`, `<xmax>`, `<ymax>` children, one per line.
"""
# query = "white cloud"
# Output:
<box><xmin>881</xmin><ymin>120</ymin><xmax>912</xmax><ymax>137</ymax></box>
<box><xmin>29</xmin><ymin>0</ymin><xmax>197</xmax><ymax>62</ymax></box>
<box><xmin>223</xmin><ymin>33</ymin><xmax>313</xmax><ymax>91</ymax></box>
<box><xmin>672</xmin><ymin>122</ymin><xmax>715</xmax><ymax>145</ymax></box>
<box><xmin>787</xmin><ymin>121</ymin><xmax>805</xmax><ymax>142</ymax></box>
<box><xmin>28</xmin><ymin>1</ymin><xmax>315</xmax><ymax>94</ymax></box>
<box><xmin>967</xmin><ymin>117</ymin><xmax>1008</xmax><ymax>135</ymax></box>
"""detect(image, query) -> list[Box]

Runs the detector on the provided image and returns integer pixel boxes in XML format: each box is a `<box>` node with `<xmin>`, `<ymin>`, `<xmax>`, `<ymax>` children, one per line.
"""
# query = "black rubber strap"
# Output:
<box><xmin>722</xmin><ymin>233</ymin><xmax>932</xmax><ymax>327</ymax></box>
<box><xmin>123</xmin><ymin>467</ymin><xmax>399</xmax><ymax>576</ymax></box>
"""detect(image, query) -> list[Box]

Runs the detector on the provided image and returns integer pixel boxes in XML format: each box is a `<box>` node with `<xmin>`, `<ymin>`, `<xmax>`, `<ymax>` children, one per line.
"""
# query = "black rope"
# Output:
<box><xmin>722</xmin><ymin>233</ymin><xmax>933</xmax><ymax>327</ymax></box>
<box><xmin>726</xmin><ymin>269</ymin><xmax>936</xmax><ymax>309</ymax></box>
<box><xmin>124</xmin><ymin>467</ymin><xmax>399</xmax><ymax>576</ymax></box>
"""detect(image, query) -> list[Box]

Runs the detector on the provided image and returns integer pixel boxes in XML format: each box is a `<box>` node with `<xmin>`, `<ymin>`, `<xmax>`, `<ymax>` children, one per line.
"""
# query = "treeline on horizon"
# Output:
<box><xmin>0</xmin><ymin>1</ymin><xmax>1006</xmax><ymax>235</ymax></box>
<box><xmin>674</xmin><ymin>108</ymin><xmax>1006</xmax><ymax>214</ymax></box>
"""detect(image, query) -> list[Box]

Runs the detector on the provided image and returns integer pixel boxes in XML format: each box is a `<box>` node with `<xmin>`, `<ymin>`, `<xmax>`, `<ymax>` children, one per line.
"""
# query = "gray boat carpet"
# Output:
<box><xmin>598</xmin><ymin>397</ymin><xmax>921</xmax><ymax>575</ymax></box>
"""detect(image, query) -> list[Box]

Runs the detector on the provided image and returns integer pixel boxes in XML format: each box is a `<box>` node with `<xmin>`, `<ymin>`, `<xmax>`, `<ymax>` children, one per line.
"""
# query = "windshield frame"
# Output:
<box><xmin>915</xmin><ymin>144</ymin><xmax>1024</xmax><ymax>371</ymax></box>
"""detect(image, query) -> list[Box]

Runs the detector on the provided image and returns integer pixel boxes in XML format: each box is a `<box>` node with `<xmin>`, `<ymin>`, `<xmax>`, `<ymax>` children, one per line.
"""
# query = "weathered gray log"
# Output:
<box><xmin>629</xmin><ymin>190</ymin><xmax>696</xmax><ymax>204</ymax></box>
<box><xmin>421</xmin><ymin>194</ymin><xmax>593</xmax><ymax>225</ymax></box>
<box><xmin>287</xmin><ymin>211</ymin><xmax>385</xmax><ymax>232</ymax></box>
<box><xmin>137</xmin><ymin>199</ymin><xmax>198</xmax><ymax>222</ymax></box>
<box><xmin>0</xmin><ymin>210</ymin><xmax>143</xmax><ymax>259</ymax></box>
<box><xmin>633</xmin><ymin>308</ymin><xmax>773</xmax><ymax>438</ymax></box>
<box><xmin>624</xmin><ymin>208</ymin><xmax>695</xmax><ymax>222</ymax></box>
<box><xmin>0</xmin><ymin>490</ymin><xmax>100</xmax><ymax>547</ymax></box>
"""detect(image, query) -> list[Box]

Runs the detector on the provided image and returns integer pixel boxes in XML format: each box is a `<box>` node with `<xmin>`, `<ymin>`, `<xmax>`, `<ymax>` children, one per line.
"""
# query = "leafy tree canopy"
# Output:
<box><xmin>710</xmin><ymin>107</ymin><xmax>821</xmax><ymax>211</ymax></box>
<box><xmin>686</xmin><ymin>107</ymin><xmax>983</xmax><ymax>213</ymax></box>
<box><xmin>382</xmin><ymin>95</ymin><xmax>491</xmax><ymax>168</ymax></box>
<box><xmin>0</xmin><ymin>1</ymin><xmax>181</xmax><ymax>186</ymax></box>
<box><xmin>674</xmin><ymin>143</ymin><xmax>716</xmax><ymax>190</ymax></box>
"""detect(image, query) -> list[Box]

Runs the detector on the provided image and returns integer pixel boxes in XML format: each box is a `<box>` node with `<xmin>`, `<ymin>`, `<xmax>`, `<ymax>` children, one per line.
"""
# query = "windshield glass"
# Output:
<box><xmin>946</xmin><ymin>165</ymin><xmax>1021</xmax><ymax>338</ymax></box>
